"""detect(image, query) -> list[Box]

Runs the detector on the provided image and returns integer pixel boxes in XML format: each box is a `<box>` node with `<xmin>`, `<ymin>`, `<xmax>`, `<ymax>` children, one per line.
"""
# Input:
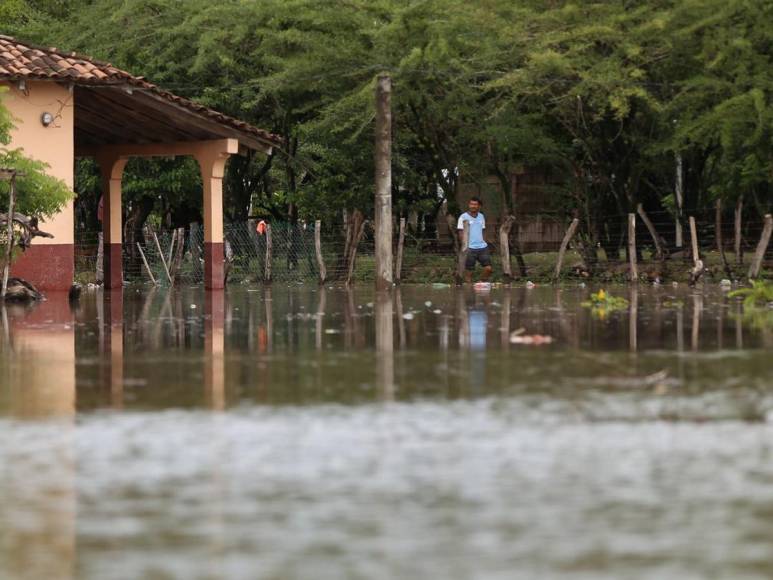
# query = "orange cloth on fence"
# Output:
<box><xmin>256</xmin><ymin>220</ymin><xmax>267</xmax><ymax>235</ymax></box>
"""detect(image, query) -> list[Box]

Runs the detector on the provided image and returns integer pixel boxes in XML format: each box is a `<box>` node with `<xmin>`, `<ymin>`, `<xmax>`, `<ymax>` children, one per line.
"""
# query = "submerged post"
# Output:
<box><xmin>374</xmin><ymin>74</ymin><xmax>393</xmax><ymax>290</ymax></box>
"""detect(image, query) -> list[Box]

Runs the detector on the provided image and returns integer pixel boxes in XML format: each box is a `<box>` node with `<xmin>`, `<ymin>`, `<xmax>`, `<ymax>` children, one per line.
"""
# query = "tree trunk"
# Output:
<box><xmin>554</xmin><ymin>218</ymin><xmax>580</xmax><ymax>282</ymax></box>
<box><xmin>314</xmin><ymin>220</ymin><xmax>326</xmax><ymax>284</ymax></box>
<box><xmin>636</xmin><ymin>203</ymin><xmax>665</xmax><ymax>262</ymax></box>
<box><xmin>748</xmin><ymin>214</ymin><xmax>773</xmax><ymax>279</ymax></box>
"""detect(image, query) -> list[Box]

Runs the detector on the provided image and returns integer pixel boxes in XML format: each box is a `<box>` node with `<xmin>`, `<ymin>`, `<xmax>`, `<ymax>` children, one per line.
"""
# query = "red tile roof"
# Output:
<box><xmin>0</xmin><ymin>35</ymin><xmax>280</xmax><ymax>149</ymax></box>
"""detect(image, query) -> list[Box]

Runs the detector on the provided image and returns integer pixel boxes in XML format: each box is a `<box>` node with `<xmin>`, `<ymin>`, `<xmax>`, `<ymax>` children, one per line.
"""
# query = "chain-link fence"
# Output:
<box><xmin>73</xmin><ymin>210</ymin><xmax>773</xmax><ymax>286</ymax></box>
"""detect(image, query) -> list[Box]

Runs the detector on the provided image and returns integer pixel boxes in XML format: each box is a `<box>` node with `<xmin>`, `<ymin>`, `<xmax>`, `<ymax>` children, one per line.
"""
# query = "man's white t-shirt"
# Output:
<box><xmin>457</xmin><ymin>212</ymin><xmax>487</xmax><ymax>250</ymax></box>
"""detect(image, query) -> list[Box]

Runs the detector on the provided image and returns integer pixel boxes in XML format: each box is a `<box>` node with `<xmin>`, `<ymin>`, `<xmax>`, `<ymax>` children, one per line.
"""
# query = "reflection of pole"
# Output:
<box><xmin>501</xmin><ymin>288</ymin><xmax>511</xmax><ymax>348</ymax></box>
<box><xmin>395</xmin><ymin>287</ymin><xmax>406</xmax><ymax>348</ymax></box>
<box><xmin>456</xmin><ymin>287</ymin><xmax>469</xmax><ymax>348</ymax></box>
<box><xmin>105</xmin><ymin>290</ymin><xmax>124</xmax><ymax>409</ymax></box>
<box><xmin>735</xmin><ymin>301</ymin><xmax>743</xmax><ymax>350</ymax></box>
<box><xmin>205</xmin><ymin>291</ymin><xmax>225</xmax><ymax>410</ymax></box>
<box><xmin>629</xmin><ymin>287</ymin><xmax>638</xmax><ymax>353</ymax></box>
<box><xmin>315</xmin><ymin>287</ymin><xmax>326</xmax><ymax>351</ymax></box>
<box><xmin>691</xmin><ymin>293</ymin><xmax>702</xmax><ymax>352</ymax></box>
<box><xmin>375</xmin><ymin>290</ymin><xmax>394</xmax><ymax>400</ymax></box>
<box><xmin>676</xmin><ymin>304</ymin><xmax>684</xmax><ymax>352</ymax></box>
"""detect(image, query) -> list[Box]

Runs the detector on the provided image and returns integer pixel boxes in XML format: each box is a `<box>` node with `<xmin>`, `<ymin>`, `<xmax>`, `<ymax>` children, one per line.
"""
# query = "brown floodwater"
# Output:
<box><xmin>1</xmin><ymin>284</ymin><xmax>772</xmax><ymax>579</ymax></box>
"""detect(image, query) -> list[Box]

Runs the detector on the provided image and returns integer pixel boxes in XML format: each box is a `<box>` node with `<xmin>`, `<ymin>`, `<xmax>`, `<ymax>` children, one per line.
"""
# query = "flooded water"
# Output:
<box><xmin>1</xmin><ymin>284</ymin><xmax>772</xmax><ymax>579</ymax></box>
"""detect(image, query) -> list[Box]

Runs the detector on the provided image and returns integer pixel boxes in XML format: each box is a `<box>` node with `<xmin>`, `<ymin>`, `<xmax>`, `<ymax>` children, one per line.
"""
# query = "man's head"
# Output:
<box><xmin>468</xmin><ymin>197</ymin><xmax>482</xmax><ymax>216</ymax></box>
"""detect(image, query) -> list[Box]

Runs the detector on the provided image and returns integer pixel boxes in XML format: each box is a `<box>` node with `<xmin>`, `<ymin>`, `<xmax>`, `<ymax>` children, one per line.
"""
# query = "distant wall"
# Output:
<box><xmin>2</xmin><ymin>81</ymin><xmax>74</xmax><ymax>289</ymax></box>
<box><xmin>437</xmin><ymin>168</ymin><xmax>566</xmax><ymax>251</ymax></box>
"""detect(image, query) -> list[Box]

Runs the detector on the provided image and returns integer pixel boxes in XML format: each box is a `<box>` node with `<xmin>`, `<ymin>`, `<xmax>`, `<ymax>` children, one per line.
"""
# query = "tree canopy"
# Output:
<box><xmin>4</xmin><ymin>0</ymin><xmax>771</xmax><ymax>241</ymax></box>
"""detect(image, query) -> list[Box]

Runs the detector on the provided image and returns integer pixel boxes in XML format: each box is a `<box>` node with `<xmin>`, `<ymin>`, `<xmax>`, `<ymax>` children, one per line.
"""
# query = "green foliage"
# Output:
<box><xmin>6</xmin><ymin>0</ymin><xmax>772</xmax><ymax>235</ymax></box>
<box><xmin>729</xmin><ymin>281</ymin><xmax>773</xmax><ymax>308</ymax></box>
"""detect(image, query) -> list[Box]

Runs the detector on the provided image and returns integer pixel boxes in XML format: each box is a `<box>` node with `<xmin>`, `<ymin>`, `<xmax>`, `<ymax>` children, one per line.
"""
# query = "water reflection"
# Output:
<box><xmin>1</xmin><ymin>285</ymin><xmax>773</xmax><ymax>579</ymax></box>
<box><xmin>0</xmin><ymin>285</ymin><xmax>769</xmax><ymax>413</ymax></box>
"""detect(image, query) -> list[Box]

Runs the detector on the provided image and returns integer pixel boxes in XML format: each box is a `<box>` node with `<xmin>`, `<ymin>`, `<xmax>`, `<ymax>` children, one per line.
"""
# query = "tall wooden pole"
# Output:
<box><xmin>374</xmin><ymin>74</ymin><xmax>393</xmax><ymax>290</ymax></box>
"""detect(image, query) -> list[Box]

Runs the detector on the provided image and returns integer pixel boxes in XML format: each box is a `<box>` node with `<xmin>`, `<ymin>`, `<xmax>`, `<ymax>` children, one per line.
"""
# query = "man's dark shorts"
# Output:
<box><xmin>465</xmin><ymin>246</ymin><xmax>491</xmax><ymax>270</ymax></box>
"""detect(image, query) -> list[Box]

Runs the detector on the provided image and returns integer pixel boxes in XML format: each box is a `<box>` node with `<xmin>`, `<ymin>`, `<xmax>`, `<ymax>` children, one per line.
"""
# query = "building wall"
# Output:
<box><xmin>439</xmin><ymin>168</ymin><xmax>567</xmax><ymax>251</ymax></box>
<box><xmin>2</xmin><ymin>81</ymin><xmax>74</xmax><ymax>289</ymax></box>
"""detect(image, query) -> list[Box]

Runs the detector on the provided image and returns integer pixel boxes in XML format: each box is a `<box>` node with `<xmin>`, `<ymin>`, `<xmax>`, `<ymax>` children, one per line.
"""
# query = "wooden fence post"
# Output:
<box><xmin>96</xmin><ymin>231</ymin><xmax>104</xmax><ymax>284</ymax></box>
<box><xmin>554</xmin><ymin>217</ymin><xmax>579</xmax><ymax>282</ymax></box>
<box><xmin>748</xmin><ymin>214</ymin><xmax>773</xmax><ymax>279</ymax></box>
<box><xmin>137</xmin><ymin>242</ymin><xmax>157</xmax><ymax>285</ymax></box>
<box><xmin>151</xmin><ymin>229</ymin><xmax>172</xmax><ymax>284</ymax></box>
<box><xmin>456</xmin><ymin>220</ymin><xmax>469</xmax><ymax>285</ymax></box>
<box><xmin>314</xmin><ymin>220</ymin><xmax>326</xmax><ymax>284</ymax></box>
<box><xmin>688</xmin><ymin>216</ymin><xmax>704</xmax><ymax>285</ymax></box>
<box><xmin>345</xmin><ymin>219</ymin><xmax>367</xmax><ymax>286</ymax></box>
<box><xmin>499</xmin><ymin>215</ymin><xmax>515</xmax><ymax>282</ymax></box>
<box><xmin>395</xmin><ymin>217</ymin><xmax>406</xmax><ymax>284</ymax></box>
<box><xmin>264</xmin><ymin>223</ymin><xmax>272</xmax><ymax>283</ymax></box>
<box><xmin>734</xmin><ymin>195</ymin><xmax>744</xmax><ymax>265</ymax></box>
<box><xmin>628</xmin><ymin>213</ymin><xmax>638</xmax><ymax>282</ymax></box>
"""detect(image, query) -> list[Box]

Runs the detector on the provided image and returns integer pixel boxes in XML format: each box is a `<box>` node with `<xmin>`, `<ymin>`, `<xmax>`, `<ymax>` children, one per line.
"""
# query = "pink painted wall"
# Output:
<box><xmin>1</xmin><ymin>81</ymin><xmax>75</xmax><ymax>289</ymax></box>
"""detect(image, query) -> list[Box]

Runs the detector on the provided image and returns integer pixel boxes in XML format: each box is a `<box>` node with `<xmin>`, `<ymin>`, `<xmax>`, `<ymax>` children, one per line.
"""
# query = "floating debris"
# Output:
<box><xmin>424</xmin><ymin>301</ymin><xmax>433</xmax><ymax>307</ymax></box>
<box><xmin>433</xmin><ymin>309</ymin><xmax>442</xmax><ymax>314</ymax></box>
<box><xmin>402</xmin><ymin>312</ymin><xmax>415</xmax><ymax>320</ymax></box>
<box><xmin>190</xmin><ymin>304</ymin><xmax>197</xmax><ymax>309</ymax></box>
<box><xmin>525</xmin><ymin>281</ymin><xmax>536</xmax><ymax>289</ymax></box>
<box><xmin>509</xmin><ymin>327</ymin><xmax>554</xmax><ymax>345</ymax></box>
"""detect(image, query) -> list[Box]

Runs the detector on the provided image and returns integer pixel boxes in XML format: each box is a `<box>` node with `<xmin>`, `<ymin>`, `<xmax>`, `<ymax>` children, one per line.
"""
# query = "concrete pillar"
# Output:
<box><xmin>96</xmin><ymin>156</ymin><xmax>127</xmax><ymax>290</ymax></box>
<box><xmin>195</xmin><ymin>145</ymin><xmax>234</xmax><ymax>290</ymax></box>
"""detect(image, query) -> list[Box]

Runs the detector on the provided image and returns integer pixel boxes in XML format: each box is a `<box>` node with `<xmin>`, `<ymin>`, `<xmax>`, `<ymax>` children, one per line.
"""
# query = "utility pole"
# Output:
<box><xmin>374</xmin><ymin>74</ymin><xmax>393</xmax><ymax>290</ymax></box>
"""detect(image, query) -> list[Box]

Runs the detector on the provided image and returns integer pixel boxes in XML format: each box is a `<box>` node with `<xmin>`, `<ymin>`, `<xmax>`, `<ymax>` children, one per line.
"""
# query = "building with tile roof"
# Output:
<box><xmin>0</xmin><ymin>35</ymin><xmax>279</xmax><ymax>290</ymax></box>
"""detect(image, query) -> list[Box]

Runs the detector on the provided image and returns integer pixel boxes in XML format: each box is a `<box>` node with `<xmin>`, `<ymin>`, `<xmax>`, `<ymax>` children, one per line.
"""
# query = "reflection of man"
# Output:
<box><xmin>457</xmin><ymin>197</ymin><xmax>492</xmax><ymax>284</ymax></box>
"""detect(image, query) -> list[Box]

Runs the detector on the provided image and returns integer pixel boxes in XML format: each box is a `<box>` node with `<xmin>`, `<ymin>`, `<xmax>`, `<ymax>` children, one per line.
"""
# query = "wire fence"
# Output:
<box><xmin>73</xmin><ymin>209</ymin><xmax>773</xmax><ymax>286</ymax></box>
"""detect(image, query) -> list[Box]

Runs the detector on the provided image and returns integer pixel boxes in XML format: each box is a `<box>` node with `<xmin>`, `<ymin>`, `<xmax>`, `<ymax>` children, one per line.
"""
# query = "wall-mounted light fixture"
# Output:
<box><xmin>40</xmin><ymin>112</ymin><xmax>55</xmax><ymax>127</ymax></box>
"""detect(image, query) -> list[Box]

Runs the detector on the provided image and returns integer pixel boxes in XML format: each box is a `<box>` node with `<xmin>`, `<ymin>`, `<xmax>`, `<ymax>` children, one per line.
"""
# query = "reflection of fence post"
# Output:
<box><xmin>314</xmin><ymin>220</ymin><xmax>326</xmax><ymax>284</ymax></box>
<box><xmin>628</xmin><ymin>213</ymin><xmax>638</xmax><ymax>282</ymax></box>
<box><xmin>456</xmin><ymin>220</ymin><xmax>469</xmax><ymax>285</ymax></box>
<box><xmin>395</xmin><ymin>217</ymin><xmax>406</xmax><ymax>284</ymax></box>
<box><xmin>264</xmin><ymin>223</ymin><xmax>272</xmax><ymax>284</ymax></box>
<box><xmin>554</xmin><ymin>217</ymin><xmax>579</xmax><ymax>283</ymax></box>
<box><xmin>748</xmin><ymin>214</ymin><xmax>772</xmax><ymax>279</ymax></box>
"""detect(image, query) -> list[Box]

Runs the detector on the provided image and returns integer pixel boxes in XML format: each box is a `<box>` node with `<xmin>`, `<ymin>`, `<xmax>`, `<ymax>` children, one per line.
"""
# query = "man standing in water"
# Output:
<box><xmin>457</xmin><ymin>197</ymin><xmax>492</xmax><ymax>284</ymax></box>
